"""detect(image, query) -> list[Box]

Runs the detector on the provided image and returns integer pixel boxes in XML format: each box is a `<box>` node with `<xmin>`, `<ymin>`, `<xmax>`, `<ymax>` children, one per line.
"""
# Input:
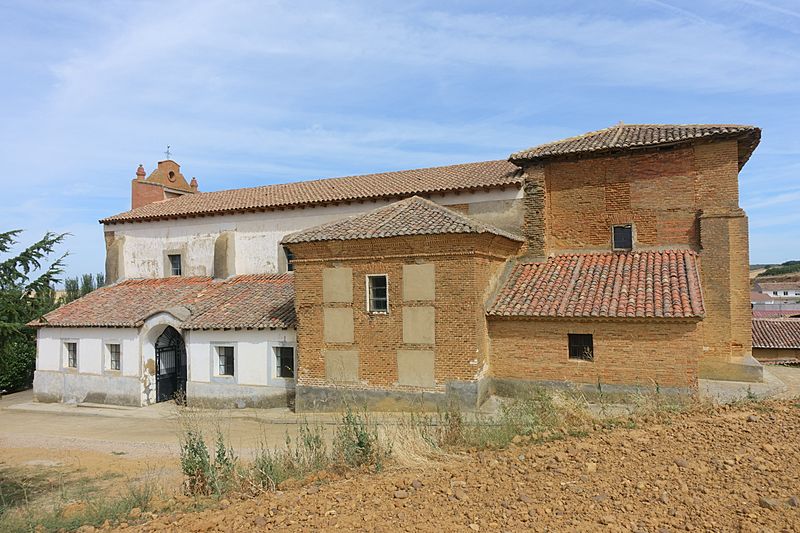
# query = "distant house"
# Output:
<box><xmin>752</xmin><ymin>318</ymin><xmax>800</xmax><ymax>363</ymax></box>
<box><xmin>754</xmin><ymin>281</ymin><xmax>800</xmax><ymax>299</ymax></box>
<box><xmin>751</xmin><ymin>291</ymin><xmax>775</xmax><ymax>306</ymax></box>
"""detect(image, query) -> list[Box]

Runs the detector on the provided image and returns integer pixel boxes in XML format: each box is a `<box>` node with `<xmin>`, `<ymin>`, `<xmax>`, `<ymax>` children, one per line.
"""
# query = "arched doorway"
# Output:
<box><xmin>155</xmin><ymin>326</ymin><xmax>187</xmax><ymax>402</ymax></box>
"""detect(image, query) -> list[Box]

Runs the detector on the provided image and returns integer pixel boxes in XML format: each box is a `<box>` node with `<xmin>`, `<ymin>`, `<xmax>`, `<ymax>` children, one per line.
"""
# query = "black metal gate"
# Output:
<box><xmin>155</xmin><ymin>326</ymin><xmax>186</xmax><ymax>403</ymax></box>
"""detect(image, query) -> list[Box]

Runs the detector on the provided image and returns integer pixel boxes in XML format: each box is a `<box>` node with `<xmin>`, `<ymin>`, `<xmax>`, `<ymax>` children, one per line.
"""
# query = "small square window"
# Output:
<box><xmin>108</xmin><ymin>344</ymin><xmax>121</xmax><ymax>371</ymax></box>
<box><xmin>217</xmin><ymin>346</ymin><xmax>235</xmax><ymax>376</ymax></box>
<box><xmin>568</xmin><ymin>334</ymin><xmax>594</xmax><ymax>361</ymax></box>
<box><xmin>275</xmin><ymin>346</ymin><xmax>295</xmax><ymax>378</ymax></box>
<box><xmin>65</xmin><ymin>342</ymin><xmax>77</xmax><ymax>368</ymax></box>
<box><xmin>367</xmin><ymin>275</ymin><xmax>388</xmax><ymax>313</ymax></box>
<box><xmin>784</xmin><ymin>291</ymin><xmax>789</xmax><ymax>296</ymax></box>
<box><xmin>612</xmin><ymin>225</ymin><xmax>633</xmax><ymax>250</ymax></box>
<box><xmin>168</xmin><ymin>254</ymin><xmax>182</xmax><ymax>276</ymax></box>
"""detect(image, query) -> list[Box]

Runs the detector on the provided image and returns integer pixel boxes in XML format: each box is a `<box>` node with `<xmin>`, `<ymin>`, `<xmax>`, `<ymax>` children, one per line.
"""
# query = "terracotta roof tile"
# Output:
<box><xmin>101</xmin><ymin>160</ymin><xmax>521</xmax><ymax>224</ymax></box>
<box><xmin>488</xmin><ymin>250</ymin><xmax>704</xmax><ymax>319</ymax></box>
<box><xmin>509</xmin><ymin>123</ymin><xmax>760</xmax><ymax>169</ymax></box>
<box><xmin>752</xmin><ymin>309</ymin><xmax>800</xmax><ymax>318</ymax></box>
<box><xmin>755</xmin><ymin>282</ymin><xmax>800</xmax><ymax>292</ymax></box>
<box><xmin>752</xmin><ymin>318</ymin><xmax>800</xmax><ymax>349</ymax></box>
<box><xmin>282</xmin><ymin>195</ymin><xmax>523</xmax><ymax>244</ymax></box>
<box><xmin>30</xmin><ymin>274</ymin><xmax>295</xmax><ymax>329</ymax></box>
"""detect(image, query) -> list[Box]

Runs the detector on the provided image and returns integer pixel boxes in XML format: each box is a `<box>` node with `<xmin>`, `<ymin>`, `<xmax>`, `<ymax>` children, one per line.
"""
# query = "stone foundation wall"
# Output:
<box><xmin>33</xmin><ymin>370</ymin><xmax>142</xmax><ymax>407</ymax></box>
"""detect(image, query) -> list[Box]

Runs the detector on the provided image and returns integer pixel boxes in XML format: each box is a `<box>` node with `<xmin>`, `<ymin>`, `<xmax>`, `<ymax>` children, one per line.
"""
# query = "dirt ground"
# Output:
<box><xmin>119</xmin><ymin>400</ymin><xmax>800</xmax><ymax>533</ymax></box>
<box><xmin>0</xmin><ymin>390</ymin><xmax>334</xmax><ymax>497</ymax></box>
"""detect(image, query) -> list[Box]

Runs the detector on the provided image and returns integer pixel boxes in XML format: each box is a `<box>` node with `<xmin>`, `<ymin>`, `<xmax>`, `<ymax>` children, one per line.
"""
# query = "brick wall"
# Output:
<box><xmin>488</xmin><ymin>318</ymin><xmax>702</xmax><ymax>387</ymax></box>
<box><xmin>519</xmin><ymin>138</ymin><xmax>753</xmax><ymax>372</ymax></box>
<box><xmin>292</xmin><ymin>234</ymin><xmax>519</xmax><ymax>394</ymax></box>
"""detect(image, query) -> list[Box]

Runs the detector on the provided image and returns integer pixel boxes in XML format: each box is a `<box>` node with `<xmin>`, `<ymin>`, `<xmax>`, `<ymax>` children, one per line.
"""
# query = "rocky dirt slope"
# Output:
<box><xmin>123</xmin><ymin>401</ymin><xmax>800</xmax><ymax>532</ymax></box>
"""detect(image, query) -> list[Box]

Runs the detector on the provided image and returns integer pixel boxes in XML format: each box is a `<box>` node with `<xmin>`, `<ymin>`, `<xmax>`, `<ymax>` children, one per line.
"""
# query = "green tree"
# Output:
<box><xmin>61</xmin><ymin>272</ymin><xmax>104</xmax><ymax>304</ymax></box>
<box><xmin>0</xmin><ymin>230</ymin><xmax>66</xmax><ymax>392</ymax></box>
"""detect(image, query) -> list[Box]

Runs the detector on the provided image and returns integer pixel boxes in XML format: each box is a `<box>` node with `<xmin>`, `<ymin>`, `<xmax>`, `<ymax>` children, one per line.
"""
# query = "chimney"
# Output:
<box><xmin>190</xmin><ymin>177</ymin><xmax>199</xmax><ymax>192</ymax></box>
<box><xmin>522</xmin><ymin>163</ymin><xmax>548</xmax><ymax>260</ymax></box>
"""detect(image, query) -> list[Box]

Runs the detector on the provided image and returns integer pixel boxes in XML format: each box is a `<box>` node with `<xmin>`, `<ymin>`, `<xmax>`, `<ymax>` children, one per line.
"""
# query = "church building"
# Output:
<box><xmin>30</xmin><ymin>124</ymin><xmax>762</xmax><ymax>409</ymax></box>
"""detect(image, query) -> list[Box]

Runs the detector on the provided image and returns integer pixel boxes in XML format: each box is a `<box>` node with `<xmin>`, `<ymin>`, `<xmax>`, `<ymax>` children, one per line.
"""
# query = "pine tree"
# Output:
<box><xmin>0</xmin><ymin>230</ymin><xmax>66</xmax><ymax>391</ymax></box>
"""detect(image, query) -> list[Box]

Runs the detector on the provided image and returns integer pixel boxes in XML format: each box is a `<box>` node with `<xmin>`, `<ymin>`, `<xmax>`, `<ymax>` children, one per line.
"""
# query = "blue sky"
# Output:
<box><xmin>0</xmin><ymin>0</ymin><xmax>798</xmax><ymax>279</ymax></box>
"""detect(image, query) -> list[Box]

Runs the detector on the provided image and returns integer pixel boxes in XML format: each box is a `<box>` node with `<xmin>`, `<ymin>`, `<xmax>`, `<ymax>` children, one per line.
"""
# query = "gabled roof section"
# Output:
<box><xmin>101</xmin><ymin>160</ymin><xmax>522</xmax><ymax>224</ymax></box>
<box><xmin>488</xmin><ymin>250</ymin><xmax>704</xmax><ymax>319</ymax></box>
<box><xmin>281</xmin><ymin>195</ymin><xmax>524</xmax><ymax>244</ymax></box>
<box><xmin>509</xmin><ymin>124</ymin><xmax>760</xmax><ymax>169</ymax></box>
<box><xmin>30</xmin><ymin>274</ymin><xmax>295</xmax><ymax>329</ymax></box>
<box><xmin>752</xmin><ymin>318</ymin><xmax>800</xmax><ymax>349</ymax></box>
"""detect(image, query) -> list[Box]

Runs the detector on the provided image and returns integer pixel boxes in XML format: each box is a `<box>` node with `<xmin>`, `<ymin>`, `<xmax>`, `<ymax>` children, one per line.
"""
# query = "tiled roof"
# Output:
<box><xmin>282</xmin><ymin>195</ymin><xmax>523</xmax><ymax>245</ymax></box>
<box><xmin>755</xmin><ymin>281</ymin><xmax>800</xmax><ymax>292</ymax></box>
<box><xmin>750</xmin><ymin>291</ymin><xmax>774</xmax><ymax>302</ymax></box>
<box><xmin>509</xmin><ymin>124</ymin><xmax>760</xmax><ymax>169</ymax></box>
<box><xmin>30</xmin><ymin>274</ymin><xmax>295</xmax><ymax>329</ymax></box>
<box><xmin>752</xmin><ymin>318</ymin><xmax>800</xmax><ymax>349</ymax></box>
<box><xmin>183</xmin><ymin>274</ymin><xmax>295</xmax><ymax>330</ymax></box>
<box><xmin>487</xmin><ymin>250</ymin><xmax>704</xmax><ymax>319</ymax></box>
<box><xmin>101</xmin><ymin>160</ymin><xmax>522</xmax><ymax>224</ymax></box>
<box><xmin>752</xmin><ymin>309</ymin><xmax>800</xmax><ymax>318</ymax></box>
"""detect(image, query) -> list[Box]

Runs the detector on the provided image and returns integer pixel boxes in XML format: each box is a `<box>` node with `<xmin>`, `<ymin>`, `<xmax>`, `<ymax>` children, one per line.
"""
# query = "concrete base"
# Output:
<box><xmin>491</xmin><ymin>377</ymin><xmax>693</xmax><ymax>402</ymax></box>
<box><xmin>699</xmin><ymin>368</ymin><xmax>787</xmax><ymax>404</ymax></box>
<box><xmin>295</xmin><ymin>379</ymin><xmax>484</xmax><ymax>412</ymax></box>
<box><xmin>699</xmin><ymin>355</ymin><xmax>764</xmax><ymax>383</ymax></box>
<box><xmin>186</xmin><ymin>381</ymin><xmax>293</xmax><ymax>409</ymax></box>
<box><xmin>33</xmin><ymin>370</ymin><xmax>142</xmax><ymax>407</ymax></box>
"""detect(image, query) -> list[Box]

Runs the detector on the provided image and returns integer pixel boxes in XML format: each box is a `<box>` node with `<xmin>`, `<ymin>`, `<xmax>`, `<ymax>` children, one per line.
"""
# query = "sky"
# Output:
<box><xmin>0</xmin><ymin>0</ymin><xmax>798</xmax><ymax>279</ymax></box>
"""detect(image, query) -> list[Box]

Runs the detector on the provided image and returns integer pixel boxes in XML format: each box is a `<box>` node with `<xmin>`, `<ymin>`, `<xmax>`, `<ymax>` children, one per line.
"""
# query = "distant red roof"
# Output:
<box><xmin>753</xmin><ymin>318</ymin><xmax>800</xmax><ymax>349</ymax></box>
<box><xmin>488</xmin><ymin>250</ymin><xmax>704</xmax><ymax>319</ymax></box>
<box><xmin>30</xmin><ymin>274</ymin><xmax>295</xmax><ymax>329</ymax></box>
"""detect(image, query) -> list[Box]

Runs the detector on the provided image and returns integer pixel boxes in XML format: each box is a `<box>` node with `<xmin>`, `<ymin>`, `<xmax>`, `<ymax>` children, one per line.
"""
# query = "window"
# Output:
<box><xmin>367</xmin><ymin>274</ymin><xmax>388</xmax><ymax>313</ymax></box>
<box><xmin>217</xmin><ymin>346</ymin><xmax>235</xmax><ymax>376</ymax></box>
<box><xmin>568</xmin><ymin>334</ymin><xmax>594</xmax><ymax>361</ymax></box>
<box><xmin>108</xmin><ymin>343</ymin><xmax>121</xmax><ymax>371</ymax></box>
<box><xmin>65</xmin><ymin>342</ymin><xmax>77</xmax><ymax>368</ymax></box>
<box><xmin>784</xmin><ymin>291</ymin><xmax>789</xmax><ymax>296</ymax></box>
<box><xmin>275</xmin><ymin>346</ymin><xmax>295</xmax><ymax>378</ymax></box>
<box><xmin>168</xmin><ymin>254</ymin><xmax>182</xmax><ymax>276</ymax></box>
<box><xmin>612</xmin><ymin>225</ymin><xmax>633</xmax><ymax>250</ymax></box>
<box><xmin>284</xmin><ymin>247</ymin><xmax>295</xmax><ymax>272</ymax></box>
<box><xmin>774</xmin><ymin>291</ymin><xmax>779</xmax><ymax>296</ymax></box>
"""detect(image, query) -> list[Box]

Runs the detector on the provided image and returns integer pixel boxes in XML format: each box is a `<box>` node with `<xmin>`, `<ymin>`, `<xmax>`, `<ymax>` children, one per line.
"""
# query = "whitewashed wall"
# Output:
<box><xmin>186</xmin><ymin>328</ymin><xmax>297</xmax><ymax>388</ymax></box>
<box><xmin>36</xmin><ymin>327</ymin><xmax>140</xmax><ymax>376</ymax></box>
<box><xmin>105</xmin><ymin>188</ymin><xmax>522</xmax><ymax>280</ymax></box>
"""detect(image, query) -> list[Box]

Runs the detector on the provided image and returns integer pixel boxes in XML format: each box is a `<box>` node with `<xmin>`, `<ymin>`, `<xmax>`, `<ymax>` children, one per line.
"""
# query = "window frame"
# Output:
<box><xmin>611</xmin><ymin>224</ymin><xmax>634</xmax><ymax>251</ymax></box>
<box><xmin>273</xmin><ymin>345</ymin><xmax>296</xmax><ymax>380</ymax></box>
<box><xmin>366</xmin><ymin>274</ymin><xmax>389</xmax><ymax>314</ymax></box>
<box><xmin>64</xmin><ymin>341</ymin><xmax>78</xmax><ymax>370</ymax></box>
<box><xmin>167</xmin><ymin>254</ymin><xmax>182</xmax><ymax>276</ymax></box>
<box><xmin>216</xmin><ymin>345</ymin><xmax>235</xmax><ymax>377</ymax></box>
<box><xmin>284</xmin><ymin>246</ymin><xmax>295</xmax><ymax>272</ymax></box>
<box><xmin>568</xmin><ymin>333</ymin><xmax>594</xmax><ymax>362</ymax></box>
<box><xmin>106</xmin><ymin>342</ymin><xmax>122</xmax><ymax>372</ymax></box>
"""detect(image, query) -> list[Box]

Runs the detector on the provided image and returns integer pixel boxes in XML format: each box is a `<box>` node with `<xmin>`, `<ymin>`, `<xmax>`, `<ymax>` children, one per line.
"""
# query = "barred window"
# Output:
<box><xmin>108</xmin><ymin>344</ymin><xmax>121</xmax><ymax>371</ymax></box>
<box><xmin>275</xmin><ymin>346</ymin><xmax>295</xmax><ymax>378</ymax></box>
<box><xmin>217</xmin><ymin>346</ymin><xmax>235</xmax><ymax>376</ymax></box>
<box><xmin>612</xmin><ymin>225</ymin><xmax>633</xmax><ymax>250</ymax></box>
<box><xmin>65</xmin><ymin>342</ymin><xmax>77</xmax><ymax>368</ymax></box>
<box><xmin>168</xmin><ymin>254</ymin><xmax>182</xmax><ymax>276</ymax></box>
<box><xmin>568</xmin><ymin>334</ymin><xmax>594</xmax><ymax>362</ymax></box>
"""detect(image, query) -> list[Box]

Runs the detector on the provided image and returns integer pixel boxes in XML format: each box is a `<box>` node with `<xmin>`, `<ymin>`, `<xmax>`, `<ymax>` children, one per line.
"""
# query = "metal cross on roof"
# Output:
<box><xmin>164</xmin><ymin>145</ymin><xmax>172</xmax><ymax>160</ymax></box>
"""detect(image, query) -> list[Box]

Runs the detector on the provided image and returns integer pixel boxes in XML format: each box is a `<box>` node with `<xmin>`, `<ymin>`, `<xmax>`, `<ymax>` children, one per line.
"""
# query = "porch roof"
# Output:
<box><xmin>29</xmin><ymin>274</ymin><xmax>296</xmax><ymax>330</ymax></box>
